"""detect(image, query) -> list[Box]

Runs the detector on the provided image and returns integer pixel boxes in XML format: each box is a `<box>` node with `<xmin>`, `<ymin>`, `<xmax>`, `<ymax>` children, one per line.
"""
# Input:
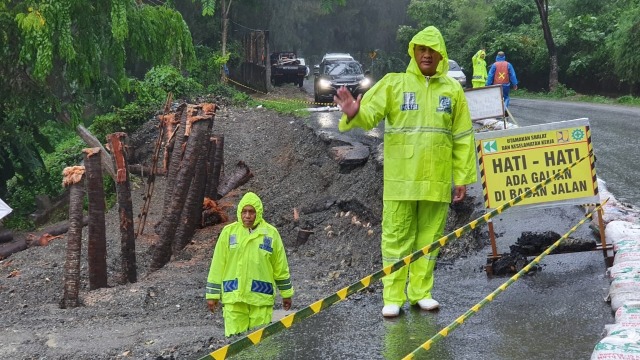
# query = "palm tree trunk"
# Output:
<box><xmin>151</xmin><ymin>105</ymin><xmax>214</xmax><ymax>270</ymax></box>
<box><xmin>83</xmin><ymin>148</ymin><xmax>108</xmax><ymax>290</ymax></box>
<box><xmin>162</xmin><ymin>104</ymin><xmax>188</xmax><ymax>223</ymax></box>
<box><xmin>61</xmin><ymin>166</ymin><xmax>86</xmax><ymax>308</ymax></box>
<box><xmin>107</xmin><ymin>133</ymin><xmax>137</xmax><ymax>284</ymax></box>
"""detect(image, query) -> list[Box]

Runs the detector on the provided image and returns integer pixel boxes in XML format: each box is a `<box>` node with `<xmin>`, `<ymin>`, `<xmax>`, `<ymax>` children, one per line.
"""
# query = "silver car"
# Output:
<box><xmin>447</xmin><ymin>59</ymin><xmax>467</xmax><ymax>87</ymax></box>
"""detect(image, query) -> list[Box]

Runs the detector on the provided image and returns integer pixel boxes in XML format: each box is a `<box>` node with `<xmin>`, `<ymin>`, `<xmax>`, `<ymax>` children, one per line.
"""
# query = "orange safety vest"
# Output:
<box><xmin>493</xmin><ymin>61</ymin><xmax>510</xmax><ymax>84</ymax></box>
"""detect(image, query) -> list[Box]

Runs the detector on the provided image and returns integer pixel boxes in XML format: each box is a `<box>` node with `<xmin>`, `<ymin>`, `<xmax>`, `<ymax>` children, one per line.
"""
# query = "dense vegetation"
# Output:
<box><xmin>1</xmin><ymin>0</ymin><xmax>640</xmax><ymax>229</ymax></box>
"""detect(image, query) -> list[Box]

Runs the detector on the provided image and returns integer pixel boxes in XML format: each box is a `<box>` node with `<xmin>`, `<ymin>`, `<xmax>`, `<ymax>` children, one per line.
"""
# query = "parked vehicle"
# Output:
<box><xmin>313</xmin><ymin>55</ymin><xmax>372</xmax><ymax>104</ymax></box>
<box><xmin>321</xmin><ymin>53</ymin><xmax>355</xmax><ymax>62</ymax></box>
<box><xmin>447</xmin><ymin>59</ymin><xmax>467</xmax><ymax>87</ymax></box>
<box><xmin>298</xmin><ymin>58</ymin><xmax>310</xmax><ymax>79</ymax></box>
<box><xmin>270</xmin><ymin>52</ymin><xmax>307</xmax><ymax>87</ymax></box>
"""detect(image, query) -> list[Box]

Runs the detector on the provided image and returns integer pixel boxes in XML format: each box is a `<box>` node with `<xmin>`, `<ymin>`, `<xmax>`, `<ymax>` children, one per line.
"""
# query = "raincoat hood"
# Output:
<box><xmin>236</xmin><ymin>192</ymin><xmax>264</xmax><ymax>227</ymax></box>
<box><xmin>475</xmin><ymin>49</ymin><xmax>486</xmax><ymax>58</ymax></box>
<box><xmin>407</xmin><ymin>26</ymin><xmax>449</xmax><ymax>78</ymax></box>
<box><xmin>496</xmin><ymin>53</ymin><xmax>506</xmax><ymax>62</ymax></box>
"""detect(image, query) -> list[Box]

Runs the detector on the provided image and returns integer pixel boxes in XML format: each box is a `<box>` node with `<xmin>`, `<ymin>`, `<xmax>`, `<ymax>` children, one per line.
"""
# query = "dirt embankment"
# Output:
<box><xmin>0</xmin><ymin>86</ymin><xmax>482</xmax><ymax>359</ymax></box>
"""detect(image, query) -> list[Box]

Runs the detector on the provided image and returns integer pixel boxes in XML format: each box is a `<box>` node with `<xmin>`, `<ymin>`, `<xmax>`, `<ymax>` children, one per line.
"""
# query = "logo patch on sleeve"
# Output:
<box><xmin>437</xmin><ymin>96</ymin><xmax>452</xmax><ymax>114</ymax></box>
<box><xmin>401</xmin><ymin>92</ymin><xmax>419</xmax><ymax>111</ymax></box>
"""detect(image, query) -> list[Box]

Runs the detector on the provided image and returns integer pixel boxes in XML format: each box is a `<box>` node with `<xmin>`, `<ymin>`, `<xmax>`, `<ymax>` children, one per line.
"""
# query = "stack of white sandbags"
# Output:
<box><xmin>592</xmin><ymin>220</ymin><xmax>640</xmax><ymax>359</ymax></box>
<box><xmin>607</xmin><ymin>221</ymin><xmax>640</xmax><ymax>311</ymax></box>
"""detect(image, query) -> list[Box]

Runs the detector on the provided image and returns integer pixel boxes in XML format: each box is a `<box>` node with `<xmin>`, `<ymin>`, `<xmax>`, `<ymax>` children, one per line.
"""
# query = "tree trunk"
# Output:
<box><xmin>76</xmin><ymin>125</ymin><xmax>117</xmax><ymax>181</ymax></box>
<box><xmin>173</xmin><ymin>134</ymin><xmax>210</xmax><ymax>252</ymax></box>
<box><xmin>534</xmin><ymin>0</ymin><xmax>559</xmax><ymax>92</ymax></box>
<box><xmin>0</xmin><ymin>229</ymin><xmax>13</xmax><ymax>244</ymax></box>
<box><xmin>135</xmin><ymin>110</ymin><xmax>170</xmax><ymax>238</ymax></box>
<box><xmin>161</xmin><ymin>104</ymin><xmax>188</xmax><ymax>225</ymax></box>
<box><xmin>207</xmin><ymin>135</ymin><xmax>224</xmax><ymax>200</ymax></box>
<box><xmin>220</xmin><ymin>0</ymin><xmax>233</xmax><ymax>80</ymax></box>
<box><xmin>83</xmin><ymin>148</ymin><xmax>108</xmax><ymax>290</ymax></box>
<box><xmin>217</xmin><ymin>161</ymin><xmax>254</xmax><ymax>198</ymax></box>
<box><xmin>128</xmin><ymin>164</ymin><xmax>166</xmax><ymax>177</ymax></box>
<box><xmin>61</xmin><ymin>166</ymin><xmax>86</xmax><ymax>309</ymax></box>
<box><xmin>0</xmin><ymin>216</ymin><xmax>88</xmax><ymax>259</ymax></box>
<box><xmin>151</xmin><ymin>107</ymin><xmax>213</xmax><ymax>271</ymax></box>
<box><xmin>107</xmin><ymin>133</ymin><xmax>137</xmax><ymax>284</ymax></box>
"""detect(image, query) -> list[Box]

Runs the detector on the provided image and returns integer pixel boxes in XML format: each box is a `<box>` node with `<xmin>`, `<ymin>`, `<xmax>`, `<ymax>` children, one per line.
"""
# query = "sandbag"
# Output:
<box><xmin>609</xmin><ymin>275</ymin><xmax>640</xmax><ymax>311</ymax></box>
<box><xmin>591</xmin><ymin>328</ymin><xmax>640</xmax><ymax>360</ymax></box>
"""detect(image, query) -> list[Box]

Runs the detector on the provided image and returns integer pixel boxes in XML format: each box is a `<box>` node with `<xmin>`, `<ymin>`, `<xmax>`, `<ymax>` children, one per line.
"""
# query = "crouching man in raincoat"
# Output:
<box><xmin>334</xmin><ymin>26</ymin><xmax>477</xmax><ymax>318</ymax></box>
<box><xmin>206</xmin><ymin>192</ymin><xmax>293</xmax><ymax>336</ymax></box>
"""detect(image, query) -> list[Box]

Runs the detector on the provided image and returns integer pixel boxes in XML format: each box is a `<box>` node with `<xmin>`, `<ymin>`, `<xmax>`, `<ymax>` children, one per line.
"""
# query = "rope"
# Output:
<box><xmin>401</xmin><ymin>198</ymin><xmax>609</xmax><ymax>359</ymax></box>
<box><xmin>197</xmin><ymin>151</ymin><xmax>593</xmax><ymax>360</ymax></box>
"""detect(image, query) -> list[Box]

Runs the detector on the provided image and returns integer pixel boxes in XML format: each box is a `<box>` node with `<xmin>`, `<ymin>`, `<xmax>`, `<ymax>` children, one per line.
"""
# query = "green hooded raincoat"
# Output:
<box><xmin>339</xmin><ymin>26</ymin><xmax>477</xmax><ymax>202</ymax></box>
<box><xmin>472</xmin><ymin>49</ymin><xmax>487</xmax><ymax>88</ymax></box>
<box><xmin>206</xmin><ymin>192</ymin><xmax>294</xmax><ymax>306</ymax></box>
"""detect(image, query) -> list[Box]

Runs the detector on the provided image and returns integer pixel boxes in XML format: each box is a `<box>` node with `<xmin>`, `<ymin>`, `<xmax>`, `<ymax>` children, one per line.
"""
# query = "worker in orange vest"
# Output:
<box><xmin>486</xmin><ymin>51</ymin><xmax>518</xmax><ymax>108</ymax></box>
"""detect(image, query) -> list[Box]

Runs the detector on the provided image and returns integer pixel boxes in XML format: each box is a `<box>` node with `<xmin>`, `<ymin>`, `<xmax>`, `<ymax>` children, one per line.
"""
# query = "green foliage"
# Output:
<box><xmin>491</xmin><ymin>0</ymin><xmax>537</xmax><ymax>29</ymax></box>
<box><xmin>548</xmin><ymin>83</ymin><xmax>577</xmax><ymax>98</ymax></box>
<box><xmin>89</xmin><ymin>102</ymin><xmax>155</xmax><ymax>144</ymax></box>
<box><xmin>126</xmin><ymin>5</ymin><xmax>196</xmax><ymax>70</ymax></box>
<box><xmin>319</xmin><ymin>0</ymin><xmax>346</xmax><ymax>14</ymax></box>
<box><xmin>615</xmin><ymin>95</ymin><xmax>639</xmax><ymax>105</ymax></box>
<box><xmin>207</xmin><ymin>82</ymin><xmax>251</xmax><ymax>105</ymax></box>
<box><xmin>138</xmin><ymin>65</ymin><xmax>204</xmax><ymax>101</ymax></box>
<box><xmin>1</xmin><ymin>1</ymin><xmax>198</xmax><ymax>201</ymax></box>
<box><xmin>4</xmin><ymin>128</ymin><xmax>82</xmax><ymax>229</ymax></box>
<box><xmin>406</xmin><ymin>0</ymin><xmax>455</xmax><ymax>31</ymax></box>
<box><xmin>252</xmin><ymin>98</ymin><xmax>309</xmax><ymax>117</ymax></box>
<box><xmin>196</xmin><ymin>0</ymin><xmax>216</xmax><ymax>16</ymax></box>
<box><xmin>370</xmin><ymin>52</ymin><xmax>408</xmax><ymax>80</ymax></box>
<box><xmin>610</xmin><ymin>5</ymin><xmax>640</xmax><ymax>85</ymax></box>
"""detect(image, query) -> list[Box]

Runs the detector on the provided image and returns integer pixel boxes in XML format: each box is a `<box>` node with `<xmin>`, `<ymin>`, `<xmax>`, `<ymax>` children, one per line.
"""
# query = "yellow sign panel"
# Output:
<box><xmin>475</xmin><ymin>119</ymin><xmax>598</xmax><ymax>209</ymax></box>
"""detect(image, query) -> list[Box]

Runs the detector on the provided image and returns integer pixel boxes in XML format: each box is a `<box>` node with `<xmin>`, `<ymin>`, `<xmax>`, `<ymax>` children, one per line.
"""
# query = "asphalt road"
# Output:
<box><xmin>510</xmin><ymin>98</ymin><xmax>640</xmax><ymax>208</ymax></box>
<box><xmin>241</xmin><ymin>90</ymin><xmax>630</xmax><ymax>360</ymax></box>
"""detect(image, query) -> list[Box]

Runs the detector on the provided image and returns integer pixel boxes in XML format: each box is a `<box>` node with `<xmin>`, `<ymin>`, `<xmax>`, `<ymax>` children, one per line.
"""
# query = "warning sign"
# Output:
<box><xmin>475</xmin><ymin>118</ymin><xmax>599</xmax><ymax>209</ymax></box>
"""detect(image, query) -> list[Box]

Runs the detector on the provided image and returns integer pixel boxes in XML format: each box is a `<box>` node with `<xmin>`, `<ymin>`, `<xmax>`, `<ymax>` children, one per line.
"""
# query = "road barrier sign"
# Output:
<box><xmin>475</xmin><ymin>118</ymin><xmax>599</xmax><ymax>210</ymax></box>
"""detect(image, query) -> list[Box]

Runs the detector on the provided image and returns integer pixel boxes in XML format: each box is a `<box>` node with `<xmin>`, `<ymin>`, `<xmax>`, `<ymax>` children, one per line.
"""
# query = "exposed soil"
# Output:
<box><xmin>0</xmin><ymin>85</ymin><xmax>483</xmax><ymax>359</ymax></box>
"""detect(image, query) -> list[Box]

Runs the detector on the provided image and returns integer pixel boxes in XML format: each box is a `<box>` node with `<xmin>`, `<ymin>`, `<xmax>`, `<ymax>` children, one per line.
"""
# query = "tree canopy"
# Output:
<box><xmin>0</xmin><ymin>1</ymin><xmax>196</xmax><ymax>196</ymax></box>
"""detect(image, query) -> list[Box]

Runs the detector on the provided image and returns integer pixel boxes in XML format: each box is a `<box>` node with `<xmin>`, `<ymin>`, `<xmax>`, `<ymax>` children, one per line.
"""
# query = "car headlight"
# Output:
<box><xmin>359</xmin><ymin>78</ymin><xmax>372</xmax><ymax>88</ymax></box>
<box><xmin>318</xmin><ymin>79</ymin><xmax>332</xmax><ymax>89</ymax></box>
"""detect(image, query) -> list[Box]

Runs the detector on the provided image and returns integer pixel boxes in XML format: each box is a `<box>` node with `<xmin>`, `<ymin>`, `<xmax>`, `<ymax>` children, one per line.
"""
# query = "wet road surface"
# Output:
<box><xmin>215</xmin><ymin>91</ymin><xmax>625</xmax><ymax>359</ymax></box>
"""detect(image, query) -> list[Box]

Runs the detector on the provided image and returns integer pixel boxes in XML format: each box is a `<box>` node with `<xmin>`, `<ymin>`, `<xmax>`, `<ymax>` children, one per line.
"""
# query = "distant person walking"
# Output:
<box><xmin>486</xmin><ymin>51</ymin><xmax>518</xmax><ymax>108</ymax></box>
<box><xmin>471</xmin><ymin>49</ymin><xmax>487</xmax><ymax>88</ymax></box>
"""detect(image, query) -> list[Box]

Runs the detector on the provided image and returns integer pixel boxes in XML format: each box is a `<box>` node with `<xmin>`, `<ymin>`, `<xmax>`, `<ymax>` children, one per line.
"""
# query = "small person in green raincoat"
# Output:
<box><xmin>471</xmin><ymin>49</ymin><xmax>487</xmax><ymax>88</ymax></box>
<box><xmin>206</xmin><ymin>192</ymin><xmax>293</xmax><ymax>336</ymax></box>
<box><xmin>334</xmin><ymin>26</ymin><xmax>477</xmax><ymax>318</ymax></box>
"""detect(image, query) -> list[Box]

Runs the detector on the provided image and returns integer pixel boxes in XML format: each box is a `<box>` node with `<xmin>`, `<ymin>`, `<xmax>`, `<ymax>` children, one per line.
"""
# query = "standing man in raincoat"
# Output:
<box><xmin>206</xmin><ymin>192</ymin><xmax>293</xmax><ymax>336</ymax></box>
<box><xmin>486</xmin><ymin>51</ymin><xmax>518</xmax><ymax>108</ymax></box>
<box><xmin>334</xmin><ymin>26</ymin><xmax>477</xmax><ymax>318</ymax></box>
<box><xmin>471</xmin><ymin>49</ymin><xmax>487</xmax><ymax>88</ymax></box>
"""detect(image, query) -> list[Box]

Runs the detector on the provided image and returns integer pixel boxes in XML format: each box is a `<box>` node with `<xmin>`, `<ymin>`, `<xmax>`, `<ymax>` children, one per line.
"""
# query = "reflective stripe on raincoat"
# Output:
<box><xmin>338</xmin><ymin>26</ymin><xmax>477</xmax><ymax>202</ymax></box>
<box><xmin>206</xmin><ymin>192</ymin><xmax>294</xmax><ymax>306</ymax></box>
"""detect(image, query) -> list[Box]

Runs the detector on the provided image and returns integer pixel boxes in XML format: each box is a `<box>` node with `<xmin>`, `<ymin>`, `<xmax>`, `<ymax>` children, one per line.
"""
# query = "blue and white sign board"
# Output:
<box><xmin>0</xmin><ymin>198</ymin><xmax>12</xmax><ymax>220</ymax></box>
<box><xmin>464</xmin><ymin>85</ymin><xmax>504</xmax><ymax>121</ymax></box>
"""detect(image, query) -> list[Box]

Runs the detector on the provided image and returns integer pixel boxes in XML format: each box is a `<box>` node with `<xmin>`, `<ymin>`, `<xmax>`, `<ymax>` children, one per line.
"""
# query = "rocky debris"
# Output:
<box><xmin>0</xmin><ymin>87</ymin><xmax>482</xmax><ymax>359</ymax></box>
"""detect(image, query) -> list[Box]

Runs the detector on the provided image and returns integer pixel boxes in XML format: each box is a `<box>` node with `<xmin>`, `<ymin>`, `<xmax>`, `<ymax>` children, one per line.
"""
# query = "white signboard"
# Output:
<box><xmin>464</xmin><ymin>85</ymin><xmax>504</xmax><ymax>121</ymax></box>
<box><xmin>0</xmin><ymin>198</ymin><xmax>12</xmax><ymax>220</ymax></box>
